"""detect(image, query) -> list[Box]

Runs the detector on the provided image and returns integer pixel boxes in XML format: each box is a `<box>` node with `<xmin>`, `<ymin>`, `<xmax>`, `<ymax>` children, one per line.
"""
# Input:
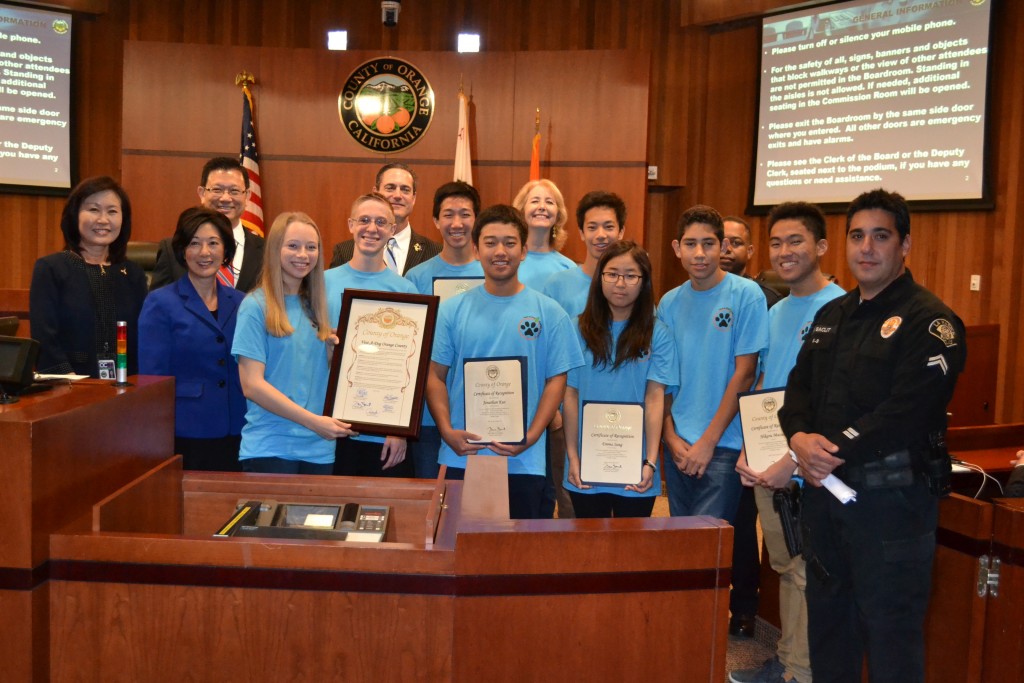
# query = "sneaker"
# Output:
<box><xmin>728</xmin><ymin>655</ymin><xmax>785</xmax><ymax>683</ymax></box>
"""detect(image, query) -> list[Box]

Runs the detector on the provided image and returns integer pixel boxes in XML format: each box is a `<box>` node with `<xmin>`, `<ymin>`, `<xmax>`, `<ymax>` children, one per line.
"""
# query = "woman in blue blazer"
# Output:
<box><xmin>139</xmin><ymin>207</ymin><xmax>247</xmax><ymax>471</ymax></box>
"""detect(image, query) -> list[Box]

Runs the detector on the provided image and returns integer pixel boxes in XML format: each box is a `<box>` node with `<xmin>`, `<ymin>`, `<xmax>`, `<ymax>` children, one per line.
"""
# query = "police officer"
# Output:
<box><xmin>778</xmin><ymin>188</ymin><xmax>965</xmax><ymax>683</ymax></box>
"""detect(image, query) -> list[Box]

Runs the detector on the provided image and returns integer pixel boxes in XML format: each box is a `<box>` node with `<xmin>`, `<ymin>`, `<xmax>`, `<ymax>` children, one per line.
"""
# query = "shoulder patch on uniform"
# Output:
<box><xmin>880</xmin><ymin>316</ymin><xmax>902</xmax><ymax>339</ymax></box>
<box><xmin>929</xmin><ymin>318</ymin><xmax>958</xmax><ymax>347</ymax></box>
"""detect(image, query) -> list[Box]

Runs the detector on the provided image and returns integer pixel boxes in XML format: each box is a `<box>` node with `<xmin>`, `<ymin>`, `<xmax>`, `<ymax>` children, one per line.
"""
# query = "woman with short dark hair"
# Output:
<box><xmin>138</xmin><ymin>206</ymin><xmax>245</xmax><ymax>471</ymax></box>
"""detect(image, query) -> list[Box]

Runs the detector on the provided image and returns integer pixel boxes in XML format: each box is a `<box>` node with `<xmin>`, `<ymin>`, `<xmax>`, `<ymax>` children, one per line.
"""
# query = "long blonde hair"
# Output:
<box><xmin>512</xmin><ymin>179</ymin><xmax>569</xmax><ymax>251</ymax></box>
<box><xmin>259</xmin><ymin>212</ymin><xmax>330</xmax><ymax>341</ymax></box>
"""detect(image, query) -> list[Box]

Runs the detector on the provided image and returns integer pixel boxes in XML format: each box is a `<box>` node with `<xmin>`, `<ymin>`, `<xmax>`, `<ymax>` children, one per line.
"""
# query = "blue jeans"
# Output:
<box><xmin>663</xmin><ymin>445</ymin><xmax>742</xmax><ymax>523</ymax></box>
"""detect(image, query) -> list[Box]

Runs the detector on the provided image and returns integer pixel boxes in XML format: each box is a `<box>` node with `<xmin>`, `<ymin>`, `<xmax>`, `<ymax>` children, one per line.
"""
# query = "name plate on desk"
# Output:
<box><xmin>738</xmin><ymin>388</ymin><xmax>789</xmax><ymax>473</ymax></box>
<box><xmin>464</xmin><ymin>357</ymin><xmax>527</xmax><ymax>445</ymax></box>
<box><xmin>581</xmin><ymin>401</ymin><xmax>644</xmax><ymax>487</ymax></box>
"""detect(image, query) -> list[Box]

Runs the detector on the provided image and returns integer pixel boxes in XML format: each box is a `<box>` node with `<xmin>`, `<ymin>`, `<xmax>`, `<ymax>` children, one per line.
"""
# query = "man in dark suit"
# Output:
<box><xmin>150</xmin><ymin>157</ymin><xmax>265</xmax><ymax>292</ymax></box>
<box><xmin>329</xmin><ymin>162</ymin><xmax>441</xmax><ymax>273</ymax></box>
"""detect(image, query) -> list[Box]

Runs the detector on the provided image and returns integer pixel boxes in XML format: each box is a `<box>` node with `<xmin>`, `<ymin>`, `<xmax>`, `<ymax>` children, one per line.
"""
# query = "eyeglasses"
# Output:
<box><xmin>352</xmin><ymin>216</ymin><xmax>393</xmax><ymax>228</ymax></box>
<box><xmin>203</xmin><ymin>187</ymin><xmax>246</xmax><ymax>198</ymax></box>
<box><xmin>601</xmin><ymin>271</ymin><xmax>642</xmax><ymax>285</ymax></box>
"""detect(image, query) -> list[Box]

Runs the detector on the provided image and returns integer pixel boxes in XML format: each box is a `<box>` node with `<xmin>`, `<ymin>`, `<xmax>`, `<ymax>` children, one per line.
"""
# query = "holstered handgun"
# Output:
<box><xmin>923</xmin><ymin>431</ymin><xmax>952</xmax><ymax>497</ymax></box>
<box><xmin>773</xmin><ymin>479</ymin><xmax>803</xmax><ymax>558</ymax></box>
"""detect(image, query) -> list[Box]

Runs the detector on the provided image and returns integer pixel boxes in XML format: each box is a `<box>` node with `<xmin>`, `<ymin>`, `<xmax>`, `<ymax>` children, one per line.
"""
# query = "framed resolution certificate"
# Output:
<box><xmin>580</xmin><ymin>401</ymin><xmax>645</xmax><ymax>487</ymax></box>
<box><xmin>463</xmin><ymin>357</ymin><xmax>527</xmax><ymax>445</ymax></box>
<box><xmin>325</xmin><ymin>289</ymin><xmax>439</xmax><ymax>438</ymax></box>
<box><xmin>738</xmin><ymin>388</ymin><xmax>789</xmax><ymax>472</ymax></box>
<box><xmin>432</xmin><ymin>276</ymin><xmax>485</xmax><ymax>302</ymax></box>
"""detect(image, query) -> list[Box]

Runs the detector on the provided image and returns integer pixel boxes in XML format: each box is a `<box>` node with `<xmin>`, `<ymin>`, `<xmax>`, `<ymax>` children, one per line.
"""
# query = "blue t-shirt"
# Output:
<box><xmin>325</xmin><ymin>263</ymin><xmax>418</xmax><ymax>444</ymax></box>
<box><xmin>232</xmin><ymin>290</ymin><xmax>334</xmax><ymax>464</ymax></box>
<box><xmin>563</xmin><ymin>318</ymin><xmax>678</xmax><ymax>498</ymax></box>
<box><xmin>762</xmin><ymin>283</ymin><xmax>845</xmax><ymax>389</ymax></box>
<box><xmin>518</xmin><ymin>250</ymin><xmax>576</xmax><ymax>290</ymax></box>
<box><xmin>405</xmin><ymin>255</ymin><xmax>484</xmax><ymax>427</ymax></box>
<box><xmin>541</xmin><ymin>266</ymin><xmax>592</xmax><ymax>317</ymax></box>
<box><xmin>431</xmin><ymin>285</ymin><xmax>584</xmax><ymax>475</ymax></box>
<box><xmin>656</xmin><ymin>273</ymin><xmax>769</xmax><ymax>450</ymax></box>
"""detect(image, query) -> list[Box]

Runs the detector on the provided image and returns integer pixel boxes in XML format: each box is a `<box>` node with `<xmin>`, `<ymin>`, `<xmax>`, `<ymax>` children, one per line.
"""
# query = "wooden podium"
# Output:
<box><xmin>46</xmin><ymin>455</ymin><xmax>735</xmax><ymax>682</ymax></box>
<box><xmin>0</xmin><ymin>376</ymin><xmax>174</xmax><ymax>682</ymax></box>
<box><xmin>2</xmin><ymin>378</ymin><xmax>733</xmax><ymax>681</ymax></box>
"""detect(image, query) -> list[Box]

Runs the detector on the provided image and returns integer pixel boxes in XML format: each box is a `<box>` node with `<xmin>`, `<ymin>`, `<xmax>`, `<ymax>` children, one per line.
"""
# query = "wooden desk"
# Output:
<box><xmin>948</xmin><ymin>423</ymin><xmax>1024</xmax><ymax>499</ymax></box>
<box><xmin>0</xmin><ymin>376</ymin><xmax>174</xmax><ymax>682</ymax></box>
<box><xmin>48</xmin><ymin>460</ymin><xmax>734</xmax><ymax>682</ymax></box>
<box><xmin>926</xmin><ymin>494</ymin><xmax>1024</xmax><ymax>682</ymax></box>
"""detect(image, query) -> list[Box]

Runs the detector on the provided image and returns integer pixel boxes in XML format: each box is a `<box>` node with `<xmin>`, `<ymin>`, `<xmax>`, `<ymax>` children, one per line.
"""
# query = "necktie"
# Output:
<box><xmin>216</xmin><ymin>265</ymin><xmax>235</xmax><ymax>287</ymax></box>
<box><xmin>385</xmin><ymin>237</ymin><xmax>399</xmax><ymax>273</ymax></box>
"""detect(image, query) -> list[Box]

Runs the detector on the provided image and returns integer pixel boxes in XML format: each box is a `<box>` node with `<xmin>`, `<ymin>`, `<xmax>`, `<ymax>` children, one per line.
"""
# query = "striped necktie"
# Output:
<box><xmin>216</xmin><ymin>265</ymin><xmax>235</xmax><ymax>287</ymax></box>
<box><xmin>384</xmin><ymin>237</ymin><xmax>399</xmax><ymax>273</ymax></box>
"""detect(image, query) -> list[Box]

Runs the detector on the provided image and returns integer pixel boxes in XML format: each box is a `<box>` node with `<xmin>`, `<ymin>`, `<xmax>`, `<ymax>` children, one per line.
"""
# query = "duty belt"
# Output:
<box><xmin>839</xmin><ymin>449</ymin><xmax>915</xmax><ymax>490</ymax></box>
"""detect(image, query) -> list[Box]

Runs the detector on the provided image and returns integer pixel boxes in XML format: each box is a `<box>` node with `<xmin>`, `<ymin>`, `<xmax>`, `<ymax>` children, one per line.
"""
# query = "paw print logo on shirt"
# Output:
<box><xmin>800</xmin><ymin>322</ymin><xmax>812</xmax><ymax>340</ymax></box>
<box><xmin>519</xmin><ymin>316</ymin><xmax>542</xmax><ymax>339</ymax></box>
<box><xmin>713</xmin><ymin>308</ymin><xmax>733</xmax><ymax>329</ymax></box>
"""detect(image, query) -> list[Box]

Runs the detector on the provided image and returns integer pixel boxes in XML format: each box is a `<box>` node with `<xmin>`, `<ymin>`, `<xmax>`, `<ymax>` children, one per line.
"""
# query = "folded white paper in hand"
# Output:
<box><xmin>822</xmin><ymin>473</ymin><xmax>857</xmax><ymax>504</ymax></box>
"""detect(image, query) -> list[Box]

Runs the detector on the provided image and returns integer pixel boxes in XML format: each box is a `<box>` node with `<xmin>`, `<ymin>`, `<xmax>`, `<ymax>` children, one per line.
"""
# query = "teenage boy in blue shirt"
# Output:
<box><xmin>658</xmin><ymin>205</ymin><xmax>768</xmax><ymax>522</ymax></box>
<box><xmin>426</xmin><ymin>204</ymin><xmax>583</xmax><ymax>519</ymax></box>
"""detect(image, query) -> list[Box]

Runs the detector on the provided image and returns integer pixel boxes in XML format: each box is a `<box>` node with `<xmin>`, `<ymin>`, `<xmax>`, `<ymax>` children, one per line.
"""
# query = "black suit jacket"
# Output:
<box><xmin>329</xmin><ymin>229</ymin><xmax>441</xmax><ymax>274</ymax></box>
<box><xmin>149</xmin><ymin>229</ymin><xmax>265</xmax><ymax>293</ymax></box>
<box><xmin>29</xmin><ymin>251</ymin><xmax>149</xmax><ymax>376</ymax></box>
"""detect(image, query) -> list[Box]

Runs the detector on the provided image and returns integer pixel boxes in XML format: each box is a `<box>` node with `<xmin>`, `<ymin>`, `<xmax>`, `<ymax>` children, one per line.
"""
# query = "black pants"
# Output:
<box><xmin>802</xmin><ymin>477</ymin><xmax>938</xmax><ymax>683</ymax></box>
<box><xmin>445</xmin><ymin>467</ymin><xmax>546</xmax><ymax>520</ymax></box>
<box><xmin>730</xmin><ymin>486</ymin><xmax>761</xmax><ymax>618</ymax></box>
<box><xmin>568</xmin><ymin>491</ymin><xmax>655</xmax><ymax>518</ymax></box>
<box><xmin>176</xmin><ymin>435</ymin><xmax>241</xmax><ymax>472</ymax></box>
<box><xmin>333</xmin><ymin>438</ymin><xmax>415</xmax><ymax>478</ymax></box>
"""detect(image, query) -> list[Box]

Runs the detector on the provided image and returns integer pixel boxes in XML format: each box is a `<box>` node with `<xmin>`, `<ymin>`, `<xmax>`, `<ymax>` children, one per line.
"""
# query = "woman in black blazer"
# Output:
<box><xmin>138</xmin><ymin>207</ymin><xmax>247</xmax><ymax>471</ymax></box>
<box><xmin>30</xmin><ymin>176</ymin><xmax>148</xmax><ymax>377</ymax></box>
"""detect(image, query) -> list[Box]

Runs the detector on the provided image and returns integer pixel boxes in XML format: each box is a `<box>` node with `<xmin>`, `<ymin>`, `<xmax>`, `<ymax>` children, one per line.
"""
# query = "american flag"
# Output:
<box><xmin>239</xmin><ymin>83</ymin><xmax>264</xmax><ymax>237</ymax></box>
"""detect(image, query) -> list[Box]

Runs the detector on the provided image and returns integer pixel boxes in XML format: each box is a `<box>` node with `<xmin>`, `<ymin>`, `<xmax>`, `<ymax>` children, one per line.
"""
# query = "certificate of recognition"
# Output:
<box><xmin>463</xmin><ymin>357</ymin><xmax>527</xmax><ymax>445</ymax></box>
<box><xmin>580</xmin><ymin>401</ymin><xmax>645</xmax><ymax>487</ymax></box>
<box><xmin>432</xmin><ymin>276</ymin><xmax>485</xmax><ymax>302</ymax></box>
<box><xmin>325</xmin><ymin>290</ymin><xmax>439</xmax><ymax>438</ymax></box>
<box><xmin>738</xmin><ymin>388</ymin><xmax>789</xmax><ymax>472</ymax></box>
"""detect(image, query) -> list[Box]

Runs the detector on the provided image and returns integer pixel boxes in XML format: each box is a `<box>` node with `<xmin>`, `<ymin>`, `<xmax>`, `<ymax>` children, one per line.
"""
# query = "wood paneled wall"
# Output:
<box><xmin>119</xmin><ymin>44</ymin><xmax>649</xmax><ymax>260</ymax></box>
<box><xmin>5</xmin><ymin>0</ymin><xmax>1024</xmax><ymax>422</ymax></box>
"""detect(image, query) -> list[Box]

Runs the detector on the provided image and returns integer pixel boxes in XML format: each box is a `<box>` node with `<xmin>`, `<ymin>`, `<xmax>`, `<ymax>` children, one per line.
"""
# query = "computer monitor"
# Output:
<box><xmin>0</xmin><ymin>335</ymin><xmax>39</xmax><ymax>403</ymax></box>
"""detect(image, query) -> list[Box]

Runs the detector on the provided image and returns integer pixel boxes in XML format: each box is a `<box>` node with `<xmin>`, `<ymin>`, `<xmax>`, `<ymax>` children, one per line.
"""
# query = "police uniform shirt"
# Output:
<box><xmin>779</xmin><ymin>270</ymin><xmax>966</xmax><ymax>466</ymax></box>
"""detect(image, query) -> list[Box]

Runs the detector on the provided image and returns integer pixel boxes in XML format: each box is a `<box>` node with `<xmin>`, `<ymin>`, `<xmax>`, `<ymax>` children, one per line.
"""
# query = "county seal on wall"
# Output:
<box><xmin>338</xmin><ymin>57</ymin><xmax>435</xmax><ymax>153</ymax></box>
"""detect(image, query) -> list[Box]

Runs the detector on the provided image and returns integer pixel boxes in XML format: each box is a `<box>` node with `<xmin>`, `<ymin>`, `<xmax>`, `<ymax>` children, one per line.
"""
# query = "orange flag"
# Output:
<box><xmin>529</xmin><ymin>107</ymin><xmax>541</xmax><ymax>181</ymax></box>
<box><xmin>529</xmin><ymin>131</ymin><xmax>541</xmax><ymax>181</ymax></box>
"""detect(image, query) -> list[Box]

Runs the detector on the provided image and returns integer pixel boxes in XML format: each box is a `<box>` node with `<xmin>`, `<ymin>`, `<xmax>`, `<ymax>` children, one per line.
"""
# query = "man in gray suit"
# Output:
<box><xmin>330</xmin><ymin>162</ymin><xmax>441</xmax><ymax>273</ymax></box>
<box><xmin>150</xmin><ymin>157</ymin><xmax>265</xmax><ymax>292</ymax></box>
